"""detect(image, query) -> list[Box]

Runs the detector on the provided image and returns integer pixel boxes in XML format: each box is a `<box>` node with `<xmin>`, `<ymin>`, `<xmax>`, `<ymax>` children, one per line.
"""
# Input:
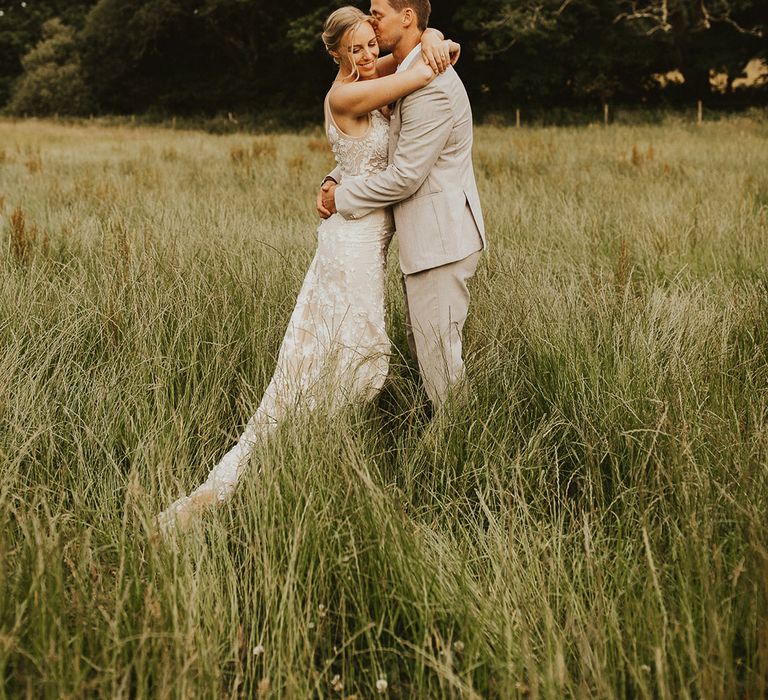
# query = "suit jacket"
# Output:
<box><xmin>334</xmin><ymin>64</ymin><xmax>486</xmax><ymax>275</ymax></box>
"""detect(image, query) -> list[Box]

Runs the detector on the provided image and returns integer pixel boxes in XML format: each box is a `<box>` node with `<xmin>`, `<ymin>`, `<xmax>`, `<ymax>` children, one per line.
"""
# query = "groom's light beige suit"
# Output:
<box><xmin>334</xmin><ymin>51</ymin><xmax>486</xmax><ymax>405</ymax></box>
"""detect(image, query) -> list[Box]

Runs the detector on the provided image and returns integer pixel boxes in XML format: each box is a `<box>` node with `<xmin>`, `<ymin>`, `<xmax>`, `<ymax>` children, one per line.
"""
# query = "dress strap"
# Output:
<box><xmin>324</xmin><ymin>88</ymin><xmax>373</xmax><ymax>141</ymax></box>
<box><xmin>324</xmin><ymin>89</ymin><xmax>344</xmax><ymax>136</ymax></box>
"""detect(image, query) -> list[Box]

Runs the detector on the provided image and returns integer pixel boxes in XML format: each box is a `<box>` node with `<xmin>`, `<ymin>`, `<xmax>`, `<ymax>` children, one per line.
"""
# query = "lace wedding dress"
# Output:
<box><xmin>157</xmin><ymin>102</ymin><xmax>394</xmax><ymax>534</ymax></box>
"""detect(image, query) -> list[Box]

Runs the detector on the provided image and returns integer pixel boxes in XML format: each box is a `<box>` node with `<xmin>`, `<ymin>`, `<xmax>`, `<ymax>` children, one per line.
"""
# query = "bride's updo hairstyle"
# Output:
<box><xmin>322</xmin><ymin>6</ymin><xmax>373</xmax><ymax>78</ymax></box>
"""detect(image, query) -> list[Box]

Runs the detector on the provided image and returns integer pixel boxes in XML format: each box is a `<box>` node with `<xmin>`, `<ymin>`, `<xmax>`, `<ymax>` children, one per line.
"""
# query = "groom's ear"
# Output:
<box><xmin>401</xmin><ymin>7</ymin><xmax>415</xmax><ymax>28</ymax></box>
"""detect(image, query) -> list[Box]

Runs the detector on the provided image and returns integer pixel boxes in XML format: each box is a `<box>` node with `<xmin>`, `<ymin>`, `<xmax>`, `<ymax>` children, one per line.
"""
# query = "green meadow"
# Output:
<box><xmin>1</xmin><ymin>115</ymin><xmax>766</xmax><ymax>697</ymax></box>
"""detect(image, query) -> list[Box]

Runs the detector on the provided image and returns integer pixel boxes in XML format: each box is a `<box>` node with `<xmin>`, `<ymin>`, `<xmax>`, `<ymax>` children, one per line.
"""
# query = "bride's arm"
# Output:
<box><xmin>329</xmin><ymin>62</ymin><xmax>435</xmax><ymax>119</ymax></box>
<box><xmin>331</xmin><ymin>37</ymin><xmax>460</xmax><ymax>119</ymax></box>
<box><xmin>375</xmin><ymin>28</ymin><xmax>447</xmax><ymax>77</ymax></box>
<box><xmin>374</xmin><ymin>54</ymin><xmax>397</xmax><ymax>77</ymax></box>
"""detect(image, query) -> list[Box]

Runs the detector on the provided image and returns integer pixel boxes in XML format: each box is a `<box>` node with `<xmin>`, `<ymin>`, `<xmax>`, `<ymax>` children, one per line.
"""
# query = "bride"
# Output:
<box><xmin>156</xmin><ymin>7</ymin><xmax>460</xmax><ymax>534</ymax></box>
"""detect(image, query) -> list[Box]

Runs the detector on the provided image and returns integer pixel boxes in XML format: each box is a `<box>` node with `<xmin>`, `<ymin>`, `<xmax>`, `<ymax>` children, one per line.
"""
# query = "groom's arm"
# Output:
<box><xmin>324</xmin><ymin>165</ymin><xmax>342</xmax><ymax>185</ymax></box>
<box><xmin>333</xmin><ymin>83</ymin><xmax>453</xmax><ymax>220</ymax></box>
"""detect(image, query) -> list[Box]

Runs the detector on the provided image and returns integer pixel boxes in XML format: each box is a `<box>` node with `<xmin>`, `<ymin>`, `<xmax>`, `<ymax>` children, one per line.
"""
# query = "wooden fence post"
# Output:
<box><xmin>604</xmin><ymin>103</ymin><xmax>610</xmax><ymax>126</ymax></box>
<box><xmin>697</xmin><ymin>100</ymin><xmax>703</xmax><ymax>126</ymax></box>
<box><xmin>516</xmin><ymin>108</ymin><xmax>521</xmax><ymax>128</ymax></box>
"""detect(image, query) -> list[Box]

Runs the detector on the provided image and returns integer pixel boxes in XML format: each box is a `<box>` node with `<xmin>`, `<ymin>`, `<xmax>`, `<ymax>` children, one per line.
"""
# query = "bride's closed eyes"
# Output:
<box><xmin>351</xmin><ymin>38</ymin><xmax>378</xmax><ymax>55</ymax></box>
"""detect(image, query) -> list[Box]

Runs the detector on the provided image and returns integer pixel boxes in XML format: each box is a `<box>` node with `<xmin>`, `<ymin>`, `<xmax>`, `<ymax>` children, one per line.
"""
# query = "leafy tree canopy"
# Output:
<box><xmin>1</xmin><ymin>0</ymin><xmax>765</xmax><ymax>117</ymax></box>
<box><xmin>8</xmin><ymin>16</ymin><xmax>92</xmax><ymax>115</ymax></box>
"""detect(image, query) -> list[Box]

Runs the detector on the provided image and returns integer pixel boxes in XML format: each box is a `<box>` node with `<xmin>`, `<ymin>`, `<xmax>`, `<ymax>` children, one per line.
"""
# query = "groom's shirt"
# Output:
<box><xmin>395</xmin><ymin>45</ymin><xmax>422</xmax><ymax>74</ymax></box>
<box><xmin>390</xmin><ymin>46</ymin><xmax>421</xmax><ymax>111</ymax></box>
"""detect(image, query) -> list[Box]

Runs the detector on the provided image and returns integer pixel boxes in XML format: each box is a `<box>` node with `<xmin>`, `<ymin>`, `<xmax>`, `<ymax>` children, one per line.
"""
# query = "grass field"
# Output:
<box><xmin>1</xmin><ymin>115</ymin><xmax>767</xmax><ymax>698</ymax></box>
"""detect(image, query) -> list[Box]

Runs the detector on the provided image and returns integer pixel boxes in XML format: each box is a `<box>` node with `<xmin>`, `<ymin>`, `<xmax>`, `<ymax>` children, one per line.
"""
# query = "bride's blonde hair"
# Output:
<box><xmin>322</xmin><ymin>6</ymin><xmax>373</xmax><ymax>80</ymax></box>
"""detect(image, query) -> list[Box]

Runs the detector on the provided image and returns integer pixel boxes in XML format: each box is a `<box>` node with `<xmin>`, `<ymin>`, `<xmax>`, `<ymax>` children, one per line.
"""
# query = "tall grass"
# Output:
<box><xmin>0</xmin><ymin>116</ymin><xmax>766</xmax><ymax>697</ymax></box>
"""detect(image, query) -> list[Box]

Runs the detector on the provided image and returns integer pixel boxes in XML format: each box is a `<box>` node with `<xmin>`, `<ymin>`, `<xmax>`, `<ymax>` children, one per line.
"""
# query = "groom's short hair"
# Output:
<box><xmin>386</xmin><ymin>0</ymin><xmax>431</xmax><ymax>31</ymax></box>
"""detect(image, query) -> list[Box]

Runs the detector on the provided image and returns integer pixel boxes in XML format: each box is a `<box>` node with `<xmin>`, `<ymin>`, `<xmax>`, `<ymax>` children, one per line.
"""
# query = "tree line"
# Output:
<box><xmin>0</xmin><ymin>0</ymin><xmax>766</xmax><ymax>122</ymax></box>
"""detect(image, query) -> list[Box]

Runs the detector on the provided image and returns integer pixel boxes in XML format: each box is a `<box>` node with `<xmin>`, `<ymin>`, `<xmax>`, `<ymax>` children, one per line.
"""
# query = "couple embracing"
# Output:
<box><xmin>158</xmin><ymin>0</ymin><xmax>486</xmax><ymax>533</ymax></box>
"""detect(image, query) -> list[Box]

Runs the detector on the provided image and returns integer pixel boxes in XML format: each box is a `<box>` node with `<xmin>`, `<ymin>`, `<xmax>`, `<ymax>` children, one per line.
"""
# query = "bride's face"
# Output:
<box><xmin>341</xmin><ymin>21</ymin><xmax>379</xmax><ymax>80</ymax></box>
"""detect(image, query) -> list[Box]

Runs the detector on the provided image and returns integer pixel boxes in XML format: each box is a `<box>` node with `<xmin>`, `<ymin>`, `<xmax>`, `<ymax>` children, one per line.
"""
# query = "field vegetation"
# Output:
<box><xmin>0</xmin><ymin>115</ymin><xmax>767</xmax><ymax>697</ymax></box>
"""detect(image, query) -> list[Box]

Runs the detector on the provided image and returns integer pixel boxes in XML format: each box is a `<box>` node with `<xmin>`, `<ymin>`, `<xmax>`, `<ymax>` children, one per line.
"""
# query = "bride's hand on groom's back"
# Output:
<box><xmin>447</xmin><ymin>41</ymin><xmax>461</xmax><ymax>66</ymax></box>
<box><xmin>421</xmin><ymin>39</ymin><xmax>461</xmax><ymax>75</ymax></box>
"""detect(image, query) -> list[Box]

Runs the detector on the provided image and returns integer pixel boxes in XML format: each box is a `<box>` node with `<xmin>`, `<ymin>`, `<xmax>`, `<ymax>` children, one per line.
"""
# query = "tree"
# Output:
<box><xmin>460</xmin><ymin>0</ymin><xmax>660</xmax><ymax>106</ymax></box>
<box><xmin>460</xmin><ymin>0</ymin><xmax>766</xmax><ymax>107</ymax></box>
<box><xmin>0</xmin><ymin>1</ymin><xmax>95</xmax><ymax>106</ymax></box>
<box><xmin>78</xmin><ymin>0</ymin><xmax>340</xmax><ymax>114</ymax></box>
<box><xmin>614</xmin><ymin>0</ymin><xmax>767</xmax><ymax>97</ymax></box>
<box><xmin>2</xmin><ymin>0</ymin><xmax>765</xmax><ymax>116</ymax></box>
<box><xmin>78</xmin><ymin>0</ymin><xmax>182</xmax><ymax>111</ymax></box>
<box><xmin>7</xmin><ymin>17</ymin><xmax>92</xmax><ymax>115</ymax></box>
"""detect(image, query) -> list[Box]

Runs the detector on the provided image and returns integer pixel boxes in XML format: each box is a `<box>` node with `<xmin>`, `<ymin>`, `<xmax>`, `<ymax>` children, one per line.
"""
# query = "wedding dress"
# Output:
<box><xmin>157</xmin><ymin>101</ymin><xmax>394</xmax><ymax>533</ymax></box>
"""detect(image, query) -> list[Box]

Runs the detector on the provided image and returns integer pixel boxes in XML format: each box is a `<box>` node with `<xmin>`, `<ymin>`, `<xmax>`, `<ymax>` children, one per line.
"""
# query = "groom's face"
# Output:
<box><xmin>369</xmin><ymin>0</ymin><xmax>402</xmax><ymax>52</ymax></box>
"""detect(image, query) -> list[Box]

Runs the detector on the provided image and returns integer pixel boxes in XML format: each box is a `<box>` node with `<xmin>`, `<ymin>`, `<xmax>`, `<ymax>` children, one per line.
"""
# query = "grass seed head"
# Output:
<box><xmin>9</xmin><ymin>206</ymin><xmax>35</xmax><ymax>262</ymax></box>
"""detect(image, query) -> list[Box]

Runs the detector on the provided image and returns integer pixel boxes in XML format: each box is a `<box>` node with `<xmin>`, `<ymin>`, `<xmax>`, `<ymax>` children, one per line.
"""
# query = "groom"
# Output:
<box><xmin>318</xmin><ymin>0</ymin><xmax>486</xmax><ymax>407</ymax></box>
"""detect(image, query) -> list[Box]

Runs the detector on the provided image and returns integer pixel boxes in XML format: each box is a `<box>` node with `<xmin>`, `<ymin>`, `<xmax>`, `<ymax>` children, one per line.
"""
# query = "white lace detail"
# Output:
<box><xmin>157</xmin><ymin>96</ymin><xmax>394</xmax><ymax>535</ymax></box>
<box><xmin>327</xmin><ymin>108</ymin><xmax>390</xmax><ymax>179</ymax></box>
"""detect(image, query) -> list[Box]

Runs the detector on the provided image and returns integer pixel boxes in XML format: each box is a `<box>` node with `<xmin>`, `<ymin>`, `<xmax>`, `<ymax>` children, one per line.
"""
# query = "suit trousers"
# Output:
<box><xmin>402</xmin><ymin>247</ymin><xmax>482</xmax><ymax>406</ymax></box>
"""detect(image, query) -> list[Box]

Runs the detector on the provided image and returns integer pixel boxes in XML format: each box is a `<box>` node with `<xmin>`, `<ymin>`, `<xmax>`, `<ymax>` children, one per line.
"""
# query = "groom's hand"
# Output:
<box><xmin>321</xmin><ymin>183</ymin><xmax>338</xmax><ymax>215</ymax></box>
<box><xmin>316</xmin><ymin>180</ymin><xmax>335</xmax><ymax>219</ymax></box>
